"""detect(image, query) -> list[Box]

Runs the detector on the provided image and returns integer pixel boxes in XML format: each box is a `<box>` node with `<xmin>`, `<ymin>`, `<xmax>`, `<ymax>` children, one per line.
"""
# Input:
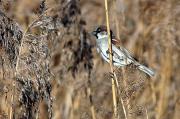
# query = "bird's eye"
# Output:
<box><xmin>97</xmin><ymin>28</ymin><xmax>101</xmax><ymax>32</ymax></box>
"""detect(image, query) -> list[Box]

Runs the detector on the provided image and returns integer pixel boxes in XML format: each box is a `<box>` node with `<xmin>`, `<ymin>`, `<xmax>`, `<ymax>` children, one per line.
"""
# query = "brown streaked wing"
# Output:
<box><xmin>112</xmin><ymin>38</ymin><xmax>121</xmax><ymax>46</ymax></box>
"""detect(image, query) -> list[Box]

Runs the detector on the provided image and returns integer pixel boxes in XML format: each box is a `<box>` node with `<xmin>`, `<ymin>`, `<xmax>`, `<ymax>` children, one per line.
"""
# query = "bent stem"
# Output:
<box><xmin>112</xmin><ymin>0</ymin><xmax>128</xmax><ymax>118</ymax></box>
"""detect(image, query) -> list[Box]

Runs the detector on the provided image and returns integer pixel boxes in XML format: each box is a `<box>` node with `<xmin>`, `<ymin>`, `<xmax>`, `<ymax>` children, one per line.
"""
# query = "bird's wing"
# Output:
<box><xmin>112</xmin><ymin>38</ymin><xmax>137</xmax><ymax>62</ymax></box>
<box><xmin>119</xmin><ymin>47</ymin><xmax>135</xmax><ymax>61</ymax></box>
<box><xmin>106</xmin><ymin>49</ymin><xmax>124</xmax><ymax>61</ymax></box>
<box><xmin>111</xmin><ymin>38</ymin><xmax>134</xmax><ymax>61</ymax></box>
<box><xmin>105</xmin><ymin>45</ymin><xmax>133</xmax><ymax>66</ymax></box>
<box><xmin>112</xmin><ymin>38</ymin><xmax>121</xmax><ymax>46</ymax></box>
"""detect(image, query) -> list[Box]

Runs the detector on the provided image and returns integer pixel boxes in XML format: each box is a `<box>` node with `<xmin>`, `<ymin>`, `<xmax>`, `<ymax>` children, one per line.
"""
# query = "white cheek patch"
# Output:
<box><xmin>97</xmin><ymin>33</ymin><xmax>108</xmax><ymax>39</ymax></box>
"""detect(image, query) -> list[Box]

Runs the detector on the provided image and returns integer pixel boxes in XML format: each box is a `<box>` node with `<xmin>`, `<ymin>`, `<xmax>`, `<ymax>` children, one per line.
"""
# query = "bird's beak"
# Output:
<box><xmin>91</xmin><ymin>31</ymin><xmax>96</xmax><ymax>36</ymax></box>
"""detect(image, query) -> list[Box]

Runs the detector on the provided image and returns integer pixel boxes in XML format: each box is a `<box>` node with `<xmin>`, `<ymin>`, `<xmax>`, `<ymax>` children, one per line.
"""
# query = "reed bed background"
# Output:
<box><xmin>0</xmin><ymin>0</ymin><xmax>179</xmax><ymax>119</ymax></box>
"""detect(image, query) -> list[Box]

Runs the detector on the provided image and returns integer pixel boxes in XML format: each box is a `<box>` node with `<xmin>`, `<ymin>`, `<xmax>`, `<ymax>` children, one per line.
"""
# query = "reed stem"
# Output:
<box><xmin>104</xmin><ymin>0</ymin><xmax>118</xmax><ymax>118</ymax></box>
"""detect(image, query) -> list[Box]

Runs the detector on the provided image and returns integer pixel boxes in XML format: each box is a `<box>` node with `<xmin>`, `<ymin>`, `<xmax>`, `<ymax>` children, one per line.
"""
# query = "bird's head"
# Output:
<box><xmin>92</xmin><ymin>25</ymin><xmax>115</xmax><ymax>39</ymax></box>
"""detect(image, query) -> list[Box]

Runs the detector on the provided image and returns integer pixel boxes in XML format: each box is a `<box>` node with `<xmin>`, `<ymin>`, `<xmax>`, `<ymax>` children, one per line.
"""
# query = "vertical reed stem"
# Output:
<box><xmin>104</xmin><ymin>0</ymin><xmax>118</xmax><ymax>118</ymax></box>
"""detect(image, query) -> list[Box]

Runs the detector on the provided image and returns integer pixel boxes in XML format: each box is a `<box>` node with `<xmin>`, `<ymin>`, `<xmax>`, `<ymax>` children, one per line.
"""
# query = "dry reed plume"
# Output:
<box><xmin>0</xmin><ymin>0</ymin><xmax>179</xmax><ymax>119</ymax></box>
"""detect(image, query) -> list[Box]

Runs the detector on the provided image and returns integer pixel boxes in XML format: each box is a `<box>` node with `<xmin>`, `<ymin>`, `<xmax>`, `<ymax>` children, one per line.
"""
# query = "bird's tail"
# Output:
<box><xmin>136</xmin><ymin>63</ymin><xmax>155</xmax><ymax>77</ymax></box>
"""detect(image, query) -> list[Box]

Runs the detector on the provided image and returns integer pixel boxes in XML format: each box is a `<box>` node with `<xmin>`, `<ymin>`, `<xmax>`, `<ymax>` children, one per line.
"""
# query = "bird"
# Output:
<box><xmin>92</xmin><ymin>25</ymin><xmax>155</xmax><ymax>77</ymax></box>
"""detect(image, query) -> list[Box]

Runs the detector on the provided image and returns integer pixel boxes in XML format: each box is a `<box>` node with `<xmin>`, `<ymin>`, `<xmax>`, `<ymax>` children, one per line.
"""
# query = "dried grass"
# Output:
<box><xmin>0</xmin><ymin>0</ymin><xmax>179</xmax><ymax>119</ymax></box>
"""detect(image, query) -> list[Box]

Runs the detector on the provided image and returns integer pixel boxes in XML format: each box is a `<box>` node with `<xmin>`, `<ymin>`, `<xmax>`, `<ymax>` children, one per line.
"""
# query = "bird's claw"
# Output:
<box><xmin>106</xmin><ymin>50</ymin><xmax>114</xmax><ymax>56</ymax></box>
<box><xmin>109</xmin><ymin>72</ymin><xmax>114</xmax><ymax>78</ymax></box>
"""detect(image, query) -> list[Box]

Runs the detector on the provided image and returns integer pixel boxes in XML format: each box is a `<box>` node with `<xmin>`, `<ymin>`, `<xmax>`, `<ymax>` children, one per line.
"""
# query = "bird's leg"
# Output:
<box><xmin>108</xmin><ymin>67</ymin><xmax>116</xmax><ymax>78</ymax></box>
<box><xmin>106</xmin><ymin>49</ymin><xmax>114</xmax><ymax>56</ymax></box>
<box><xmin>109</xmin><ymin>72</ymin><xmax>114</xmax><ymax>78</ymax></box>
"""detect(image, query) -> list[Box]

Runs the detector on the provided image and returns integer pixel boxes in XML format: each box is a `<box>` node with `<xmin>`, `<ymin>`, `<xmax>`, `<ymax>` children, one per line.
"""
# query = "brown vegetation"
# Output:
<box><xmin>0</xmin><ymin>0</ymin><xmax>179</xmax><ymax>119</ymax></box>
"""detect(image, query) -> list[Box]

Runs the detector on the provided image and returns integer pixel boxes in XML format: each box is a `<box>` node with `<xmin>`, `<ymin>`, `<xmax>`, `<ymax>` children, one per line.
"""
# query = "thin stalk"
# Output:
<box><xmin>87</xmin><ymin>79</ymin><xmax>96</xmax><ymax>119</ymax></box>
<box><xmin>104</xmin><ymin>0</ymin><xmax>118</xmax><ymax>118</ymax></box>
<box><xmin>145</xmin><ymin>107</ymin><xmax>149</xmax><ymax>119</ymax></box>
<box><xmin>112</xmin><ymin>0</ymin><xmax>128</xmax><ymax>118</ymax></box>
<box><xmin>114</xmin><ymin>72</ymin><xmax>128</xmax><ymax>119</ymax></box>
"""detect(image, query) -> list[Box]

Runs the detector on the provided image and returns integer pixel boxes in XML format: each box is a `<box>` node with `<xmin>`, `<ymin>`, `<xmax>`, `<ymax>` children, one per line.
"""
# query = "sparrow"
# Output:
<box><xmin>92</xmin><ymin>25</ymin><xmax>155</xmax><ymax>77</ymax></box>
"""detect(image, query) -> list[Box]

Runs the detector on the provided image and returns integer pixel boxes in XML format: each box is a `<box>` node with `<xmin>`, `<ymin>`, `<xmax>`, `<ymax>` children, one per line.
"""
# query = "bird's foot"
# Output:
<box><xmin>109</xmin><ymin>72</ymin><xmax>114</xmax><ymax>78</ymax></box>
